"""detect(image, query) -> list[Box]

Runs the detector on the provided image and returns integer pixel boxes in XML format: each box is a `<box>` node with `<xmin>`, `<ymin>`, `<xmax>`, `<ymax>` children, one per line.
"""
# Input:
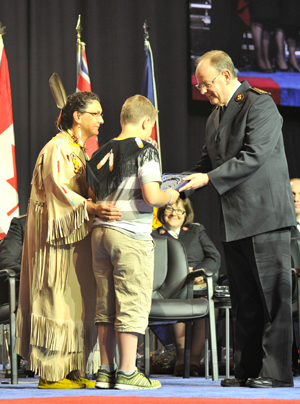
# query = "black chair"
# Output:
<box><xmin>194</xmin><ymin>274</ymin><xmax>232</xmax><ymax>379</ymax></box>
<box><xmin>0</xmin><ymin>239</ymin><xmax>18</xmax><ymax>384</ymax></box>
<box><xmin>214</xmin><ymin>296</ymin><xmax>232</xmax><ymax>379</ymax></box>
<box><xmin>143</xmin><ymin>233</ymin><xmax>219</xmax><ymax>380</ymax></box>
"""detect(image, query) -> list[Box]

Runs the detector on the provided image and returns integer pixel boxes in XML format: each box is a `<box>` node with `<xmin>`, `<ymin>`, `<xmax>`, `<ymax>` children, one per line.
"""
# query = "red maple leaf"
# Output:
<box><xmin>6</xmin><ymin>144</ymin><xmax>18</xmax><ymax>192</ymax></box>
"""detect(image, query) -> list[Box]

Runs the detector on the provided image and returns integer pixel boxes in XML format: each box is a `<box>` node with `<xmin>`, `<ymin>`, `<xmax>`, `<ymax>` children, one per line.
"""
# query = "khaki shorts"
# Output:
<box><xmin>91</xmin><ymin>227</ymin><xmax>154</xmax><ymax>334</ymax></box>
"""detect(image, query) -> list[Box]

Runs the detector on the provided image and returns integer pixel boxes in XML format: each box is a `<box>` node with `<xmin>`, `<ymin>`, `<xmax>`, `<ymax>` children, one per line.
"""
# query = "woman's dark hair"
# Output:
<box><xmin>58</xmin><ymin>91</ymin><xmax>100</xmax><ymax>130</ymax></box>
<box><xmin>157</xmin><ymin>197</ymin><xmax>194</xmax><ymax>227</ymax></box>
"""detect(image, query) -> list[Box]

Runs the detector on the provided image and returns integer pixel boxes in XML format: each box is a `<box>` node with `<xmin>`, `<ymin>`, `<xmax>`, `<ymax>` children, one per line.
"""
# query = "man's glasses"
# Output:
<box><xmin>195</xmin><ymin>72</ymin><xmax>222</xmax><ymax>90</ymax></box>
<box><xmin>165</xmin><ymin>206</ymin><xmax>186</xmax><ymax>215</ymax></box>
<box><xmin>84</xmin><ymin>111</ymin><xmax>103</xmax><ymax>118</ymax></box>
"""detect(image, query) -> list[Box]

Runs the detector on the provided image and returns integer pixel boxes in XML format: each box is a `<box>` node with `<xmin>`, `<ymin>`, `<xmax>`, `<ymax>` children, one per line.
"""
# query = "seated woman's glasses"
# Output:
<box><xmin>165</xmin><ymin>206</ymin><xmax>186</xmax><ymax>215</ymax></box>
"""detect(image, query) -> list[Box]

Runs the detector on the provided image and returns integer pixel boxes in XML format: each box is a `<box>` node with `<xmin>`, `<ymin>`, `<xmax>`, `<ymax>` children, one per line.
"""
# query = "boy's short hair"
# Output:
<box><xmin>120</xmin><ymin>94</ymin><xmax>158</xmax><ymax>125</ymax></box>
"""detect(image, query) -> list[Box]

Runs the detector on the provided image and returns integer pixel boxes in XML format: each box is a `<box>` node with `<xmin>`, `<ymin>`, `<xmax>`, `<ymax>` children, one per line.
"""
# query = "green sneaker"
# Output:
<box><xmin>114</xmin><ymin>368</ymin><xmax>161</xmax><ymax>390</ymax></box>
<box><xmin>95</xmin><ymin>369</ymin><xmax>116</xmax><ymax>389</ymax></box>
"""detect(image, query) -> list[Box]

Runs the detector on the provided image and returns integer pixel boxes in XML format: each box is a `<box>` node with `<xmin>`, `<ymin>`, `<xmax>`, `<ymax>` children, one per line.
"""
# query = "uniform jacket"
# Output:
<box><xmin>191</xmin><ymin>80</ymin><xmax>296</xmax><ymax>242</ymax></box>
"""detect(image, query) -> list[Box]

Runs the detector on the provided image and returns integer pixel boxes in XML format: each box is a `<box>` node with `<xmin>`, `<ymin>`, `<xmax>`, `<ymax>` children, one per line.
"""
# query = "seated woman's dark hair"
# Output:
<box><xmin>157</xmin><ymin>197</ymin><xmax>194</xmax><ymax>227</ymax></box>
<box><xmin>58</xmin><ymin>91</ymin><xmax>100</xmax><ymax>130</ymax></box>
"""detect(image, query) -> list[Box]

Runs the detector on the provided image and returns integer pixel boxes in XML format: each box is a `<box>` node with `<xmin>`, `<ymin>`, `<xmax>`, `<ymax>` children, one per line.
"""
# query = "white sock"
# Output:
<box><xmin>100</xmin><ymin>364</ymin><xmax>116</xmax><ymax>373</ymax></box>
<box><xmin>119</xmin><ymin>368</ymin><xmax>136</xmax><ymax>376</ymax></box>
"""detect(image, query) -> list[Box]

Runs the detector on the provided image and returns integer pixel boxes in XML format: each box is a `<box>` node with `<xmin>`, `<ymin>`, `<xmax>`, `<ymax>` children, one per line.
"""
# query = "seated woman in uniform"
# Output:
<box><xmin>152</xmin><ymin>197</ymin><xmax>220</xmax><ymax>376</ymax></box>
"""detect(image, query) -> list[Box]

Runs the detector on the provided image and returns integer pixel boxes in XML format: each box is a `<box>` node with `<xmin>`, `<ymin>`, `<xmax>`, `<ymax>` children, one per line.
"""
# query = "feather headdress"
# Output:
<box><xmin>49</xmin><ymin>73</ymin><xmax>67</xmax><ymax>128</ymax></box>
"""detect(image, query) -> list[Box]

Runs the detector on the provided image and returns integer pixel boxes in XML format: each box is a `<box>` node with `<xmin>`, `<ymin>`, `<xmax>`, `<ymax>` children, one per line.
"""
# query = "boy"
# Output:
<box><xmin>87</xmin><ymin>95</ymin><xmax>179</xmax><ymax>390</ymax></box>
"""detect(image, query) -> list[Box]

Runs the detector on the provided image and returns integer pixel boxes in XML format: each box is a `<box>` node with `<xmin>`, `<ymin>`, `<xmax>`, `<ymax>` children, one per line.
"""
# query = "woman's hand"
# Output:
<box><xmin>87</xmin><ymin>200</ymin><xmax>122</xmax><ymax>222</ymax></box>
<box><xmin>189</xmin><ymin>267</ymin><xmax>205</xmax><ymax>285</ymax></box>
<box><xmin>95</xmin><ymin>203</ymin><xmax>122</xmax><ymax>222</ymax></box>
<box><xmin>194</xmin><ymin>276</ymin><xmax>205</xmax><ymax>285</ymax></box>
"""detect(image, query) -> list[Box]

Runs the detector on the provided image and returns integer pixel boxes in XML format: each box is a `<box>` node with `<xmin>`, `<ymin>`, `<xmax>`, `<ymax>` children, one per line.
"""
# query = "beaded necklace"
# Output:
<box><xmin>66</xmin><ymin>129</ymin><xmax>86</xmax><ymax>152</ymax></box>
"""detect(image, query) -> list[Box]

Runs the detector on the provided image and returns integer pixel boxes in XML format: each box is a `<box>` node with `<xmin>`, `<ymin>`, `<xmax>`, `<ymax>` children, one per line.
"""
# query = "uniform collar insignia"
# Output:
<box><xmin>235</xmin><ymin>93</ymin><xmax>245</xmax><ymax>102</ymax></box>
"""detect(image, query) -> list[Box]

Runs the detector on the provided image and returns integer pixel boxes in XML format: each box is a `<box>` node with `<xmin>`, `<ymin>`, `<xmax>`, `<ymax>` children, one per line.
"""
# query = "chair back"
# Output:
<box><xmin>151</xmin><ymin>232</ymin><xmax>190</xmax><ymax>300</ymax></box>
<box><xmin>291</xmin><ymin>237</ymin><xmax>300</xmax><ymax>268</ymax></box>
<box><xmin>0</xmin><ymin>304</ymin><xmax>10</xmax><ymax>324</ymax></box>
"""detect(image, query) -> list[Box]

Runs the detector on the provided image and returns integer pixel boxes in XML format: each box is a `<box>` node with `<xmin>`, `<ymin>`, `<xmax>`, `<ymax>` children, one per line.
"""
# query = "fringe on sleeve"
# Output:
<box><xmin>47</xmin><ymin>200</ymin><xmax>90</xmax><ymax>245</ymax></box>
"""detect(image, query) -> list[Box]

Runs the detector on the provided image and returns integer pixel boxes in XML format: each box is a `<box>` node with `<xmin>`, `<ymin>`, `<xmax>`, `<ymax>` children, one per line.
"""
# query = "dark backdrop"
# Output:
<box><xmin>1</xmin><ymin>0</ymin><xmax>300</xmax><ymax>274</ymax></box>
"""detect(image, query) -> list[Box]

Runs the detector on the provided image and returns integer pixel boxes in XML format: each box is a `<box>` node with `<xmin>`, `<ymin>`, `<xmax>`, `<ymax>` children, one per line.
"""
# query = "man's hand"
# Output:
<box><xmin>179</xmin><ymin>173</ymin><xmax>209</xmax><ymax>192</ymax></box>
<box><xmin>94</xmin><ymin>203</ymin><xmax>122</xmax><ymax>222</ymax></box>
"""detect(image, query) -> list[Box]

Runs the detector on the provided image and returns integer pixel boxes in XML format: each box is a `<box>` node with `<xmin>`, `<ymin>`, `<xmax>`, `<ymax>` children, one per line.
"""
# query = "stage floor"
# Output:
<box><xmin>1</xmin><ymin>374</ymin><xmax>300</xmax><ymax>400</ymax></box>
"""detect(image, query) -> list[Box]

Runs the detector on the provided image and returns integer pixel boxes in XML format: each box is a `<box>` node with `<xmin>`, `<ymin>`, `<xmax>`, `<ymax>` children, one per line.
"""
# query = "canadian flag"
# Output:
<box><xmin>76</xmin><ymin>43</ymin><xmax>99</xmax><ymax>158</ymax></box>
<box><xmin>0</xmin><ymin>34</ymin><xmax>19</xmax><ymax>239</ymax></box>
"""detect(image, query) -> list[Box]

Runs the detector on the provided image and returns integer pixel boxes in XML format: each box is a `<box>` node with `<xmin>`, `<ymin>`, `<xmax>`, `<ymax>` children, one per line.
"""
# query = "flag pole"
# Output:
<box><xmin>76</xmin><ymin>15</ymin><xmax>82</xmax><ymax>80</ymax></box>
<box><xmin>75</xmin><ymin>16</ymin><xmax>97</xmax><ymax>156</ymax></box>
<box><xmin>143</xmin><ymin>20</ymin><xmax>149</xmax><ymax>42</ymax></box>
<box><xmin>142</xmin><ymin>21</ymin><xmax>162</xmax><ymax>168</ymax></box>
<box><xmin>141</xmin><ymin>21</ymin><xmax>163</xmax><ymax>230</ymax></box>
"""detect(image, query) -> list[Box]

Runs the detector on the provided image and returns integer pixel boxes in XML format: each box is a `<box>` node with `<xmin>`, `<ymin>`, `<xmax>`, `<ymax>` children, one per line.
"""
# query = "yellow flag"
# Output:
<box><xmin>152</xmin><ymin>207</ymin><xmax>162</xmax><ymax>229</ymax></box>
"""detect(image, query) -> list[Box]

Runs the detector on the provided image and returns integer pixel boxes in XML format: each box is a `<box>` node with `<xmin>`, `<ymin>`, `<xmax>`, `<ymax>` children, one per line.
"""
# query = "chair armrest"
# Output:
<box><xmin>0</xmin><ymin>268</ymin><xmax>17</xmax><ymax>279</ymax></box>
<box><xmin>217</xmin><ymin>273</ymin><xmax>228</xmax><ymax>285</ymax></box>
<box><xmin>187</xmin><ymin>268</ymin><xmax>214</xmax><ymax>299</ymax></box>
<box><xmin>292</xmin><ymin>267</ymin><xmax>300</xmax><ymax>276</ymax></box>
<box><xmin>187</xmin><ymin>267</ymin><xmax>213</xmax><ymax>281</ymax></box>
<box><xmin>0</xmin><ymin>269</ymin><xmax>17</xmax><ymax>314</ymax></box>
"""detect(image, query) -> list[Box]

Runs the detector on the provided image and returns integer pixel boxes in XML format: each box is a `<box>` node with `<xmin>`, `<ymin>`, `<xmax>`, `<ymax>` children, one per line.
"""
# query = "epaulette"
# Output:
<box><xmin>249</xmin><ymin>87</ymin><xmax>271</xmax><ymax>95</ymax></box>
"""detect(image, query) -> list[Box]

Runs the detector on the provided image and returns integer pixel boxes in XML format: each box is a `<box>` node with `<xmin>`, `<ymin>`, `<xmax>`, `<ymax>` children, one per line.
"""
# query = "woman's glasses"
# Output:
<box><xmin>84</xmin><ymin>111</ymin><xmax>103</xmax><ymax>118</ymax></box>
<box><xmin>165</xmin><ymin>206</ymin><xmax>186</xmax><ymax>215</ymax></box>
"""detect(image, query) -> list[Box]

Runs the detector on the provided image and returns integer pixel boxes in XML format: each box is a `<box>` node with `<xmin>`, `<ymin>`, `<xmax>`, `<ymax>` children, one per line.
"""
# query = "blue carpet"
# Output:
<box><xmin>1</xmin><ymin>375</ymin><xmax>300</xmax><ymax>400</ymax></box>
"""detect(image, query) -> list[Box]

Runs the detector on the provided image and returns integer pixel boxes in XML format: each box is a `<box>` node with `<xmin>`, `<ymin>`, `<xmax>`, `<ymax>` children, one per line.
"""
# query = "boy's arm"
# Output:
<box><xmin>141</xmin><ymin>182</ymin><xmax>179</xmax><ymax>207</ymax></box>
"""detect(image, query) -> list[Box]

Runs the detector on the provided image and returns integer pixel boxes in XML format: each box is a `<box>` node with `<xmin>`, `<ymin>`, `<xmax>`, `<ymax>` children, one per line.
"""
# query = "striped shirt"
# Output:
<box><xmin>93</xmin><ymin>141</ymin><xmax>161</xmax><ymax>240</ymax></box>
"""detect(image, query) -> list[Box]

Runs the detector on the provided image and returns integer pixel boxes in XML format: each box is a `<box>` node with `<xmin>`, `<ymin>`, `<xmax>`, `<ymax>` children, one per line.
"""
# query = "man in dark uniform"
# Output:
<box><xmin>180</xmin><ymin>50</ymin><xmax>296</xmax><ymax>388</ymax></box>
